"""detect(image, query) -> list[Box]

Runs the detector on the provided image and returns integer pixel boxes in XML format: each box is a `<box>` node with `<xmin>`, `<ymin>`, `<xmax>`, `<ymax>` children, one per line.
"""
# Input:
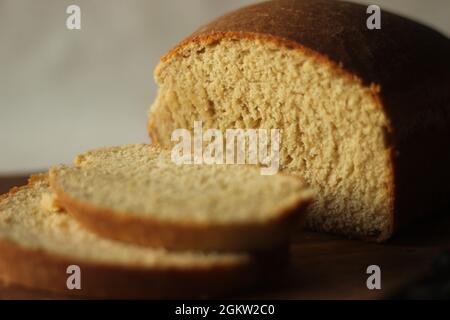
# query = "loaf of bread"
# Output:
<box><xmin>0</xmin><ymin>174</ymin><xmax>277</xmax><ymax>298</ymax></box>
<box><xmin>49</xmin><ymin>144</ymin><xmax>312</xmax><ymax>251</ymax></box>
<box><xmin>148</xmin><ymin>0</ymin><xmax>450</xmax><ymax>241</ymax></box>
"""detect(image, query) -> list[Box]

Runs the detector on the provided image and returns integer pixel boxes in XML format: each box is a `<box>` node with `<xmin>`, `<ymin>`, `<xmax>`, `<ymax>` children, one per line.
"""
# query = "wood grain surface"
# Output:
<box><xmin>0</xmin><ymin>175</ymin><xmax>449</xmax><ymax>300</ymax></box>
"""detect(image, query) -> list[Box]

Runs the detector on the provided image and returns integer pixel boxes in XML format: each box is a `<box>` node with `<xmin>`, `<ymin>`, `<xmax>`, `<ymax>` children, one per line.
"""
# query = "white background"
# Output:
<box><xmin>1</xmin><ymin>0</ymin><xmax>449</xmax><ymax>174</ymax></box>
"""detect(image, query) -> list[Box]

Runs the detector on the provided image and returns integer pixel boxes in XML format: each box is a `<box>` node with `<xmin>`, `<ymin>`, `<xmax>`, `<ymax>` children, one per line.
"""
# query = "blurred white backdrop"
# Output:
<box><xmin>0</xmin><ymin>0</ymin><xmax>449</xmax><ymax>174</ymax></box>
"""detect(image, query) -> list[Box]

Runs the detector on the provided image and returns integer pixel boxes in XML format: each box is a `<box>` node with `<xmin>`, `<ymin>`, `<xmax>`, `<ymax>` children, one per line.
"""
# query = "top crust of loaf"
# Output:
<box><xmin>161</xmin><ymin>0</ymin><xmax>450</xmax><ymax>136</ymax></box>
<box><xmin>163</xmin><ymin>0</ymin><xmax>450</xmax><ymax>86</ymax></box>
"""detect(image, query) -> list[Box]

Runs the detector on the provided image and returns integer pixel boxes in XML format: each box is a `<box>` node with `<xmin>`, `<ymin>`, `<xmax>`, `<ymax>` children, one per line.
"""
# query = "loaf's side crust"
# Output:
<box><xmin>49</xmin><ymin>170</ymin><xmax>312</xmax><ymax>252</ymax></box>
<box><xmin>0</xmin><ymin>176</ymin><xmax>277</xmax><ymax>298</ymax></box>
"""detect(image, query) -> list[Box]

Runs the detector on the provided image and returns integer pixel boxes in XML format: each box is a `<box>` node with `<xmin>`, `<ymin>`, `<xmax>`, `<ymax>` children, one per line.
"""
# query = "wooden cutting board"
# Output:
<box><xmin>0</xmin><ymin>175</ymin><xmax>449</xmax><ymax>300</ymax></box>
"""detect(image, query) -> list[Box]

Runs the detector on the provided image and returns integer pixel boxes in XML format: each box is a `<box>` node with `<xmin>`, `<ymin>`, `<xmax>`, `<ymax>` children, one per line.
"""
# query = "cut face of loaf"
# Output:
<box><xmin>0</xmin><ymin>174</ymin><xmax>276</xmax><ymax>298</ymax></box>
<box><xmin>49</xmin><ymin>144</ymin><xmax>311</xmax><ymax>252</ymax></box>
<box><xmin>149</xmin><ymin>27</ymin><xmax>392</xmax><ymax>241</ymax></box>
<box><xmin>148</xmin><ymin>0</ymin><xmax>450</xmax><ymax>241</ymax></box>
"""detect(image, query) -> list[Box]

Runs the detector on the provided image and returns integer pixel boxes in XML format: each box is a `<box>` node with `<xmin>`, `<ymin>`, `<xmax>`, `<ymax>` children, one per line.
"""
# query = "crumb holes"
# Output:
<box><xmin>234</xmin><ymin>116</ymin><xmax>244</xmax><ymax>127</ymax></box>
<box><xmin>240</xmin><ymin>102</ymin><xmax>250</xmax><ymax>114</ymax></box>
<box><xmin>206</xmin><ymin>99</ymin><xmax>216</xmax><ymax>117</ymax></box>
<box><xmin>284</xmin><ymin>155</ymin><xmax>294</xmax><ymax>166</ymax></box>
<box><xmin>248</xmin><ymin>117</ymin><xmax>262</xmax><ymax>128</ymax></box>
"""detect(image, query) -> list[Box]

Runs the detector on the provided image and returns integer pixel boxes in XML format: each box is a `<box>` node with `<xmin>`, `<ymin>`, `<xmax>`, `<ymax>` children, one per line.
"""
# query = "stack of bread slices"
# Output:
<box><xmin>0</xmin><ymin>144</ymin><xmax>311</xmax><ymax>298</ymax></box>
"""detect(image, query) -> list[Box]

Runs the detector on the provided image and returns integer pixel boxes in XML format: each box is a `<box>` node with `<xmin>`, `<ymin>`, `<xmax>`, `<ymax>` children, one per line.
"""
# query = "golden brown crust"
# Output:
<box><xmin>151</xmin><ymin>0</ymin><xmax>450</xmax><ymax>240</ymax></box>
<box><xmin>163</xmin><ymin>0</ymin><xmax>449</xmax><ymax>95</ymax></box>
<box><xmin>49</xmin><ymin>172</ymin><xmax>311</xmax><ymax>252</ymax></box>
<box><xmin>0</xmin><ymin>177</ymin><xmax>286</xmax><ymax>298</ymax></box>
<box><xmin>162</xmin><ymin>0</ymin><xmax>450</xmax><ymax>140</ymax></box>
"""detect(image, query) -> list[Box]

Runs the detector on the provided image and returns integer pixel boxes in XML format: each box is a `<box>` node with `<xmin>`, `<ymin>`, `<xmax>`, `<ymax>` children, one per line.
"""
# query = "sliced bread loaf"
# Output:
<box><xmin>148</xmin><ymin>0</ymin><xmax>450</xmax><ymax>241</ymax></box>
<box><xmin>49</xmin><ymin>144</ymin><xmax>311</xmax><ymax>252</ymax></box>
<box><xmin>0</xmin><ymin>174</ymin><xmax>276</xmax><ymax>298</ymax></box>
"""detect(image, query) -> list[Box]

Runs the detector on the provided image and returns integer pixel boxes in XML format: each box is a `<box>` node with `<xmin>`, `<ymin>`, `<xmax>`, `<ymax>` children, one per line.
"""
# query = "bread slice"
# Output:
<box><xmin>0</xmin><ymin>174</ymin><xmax>278</xmax><ymax>298</ymax></box>
<box><xmin>148</xmin><ymin>0</ymin><xmax>450</xmax><ymax>241</ymax></box>
<box><xmin>49</xmin><ymin>144</ymin><xmax>311</xmax><ymax>252</ymax></box>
